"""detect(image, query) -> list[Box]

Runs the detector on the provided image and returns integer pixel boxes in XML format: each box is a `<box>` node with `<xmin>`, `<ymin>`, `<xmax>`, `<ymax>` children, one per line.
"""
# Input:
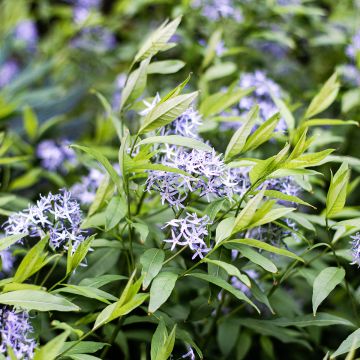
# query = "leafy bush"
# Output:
<box><xmin>0</xmin><ymin>1</ymin><xmax>360</xmax><ymax>359</ymax></box>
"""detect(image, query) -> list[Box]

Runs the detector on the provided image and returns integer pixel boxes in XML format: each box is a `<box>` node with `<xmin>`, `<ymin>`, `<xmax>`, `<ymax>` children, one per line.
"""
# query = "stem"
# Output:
<box><xmin>101</xmin><ymin>318</ymin><xmax>124</xmax><ymax>358</ymax></box>
<box><xmin>135</xmin><ymin>191</ymin><xmax>147</xmax><ymax>215</ymax></box>
<box><xmin>40</xmin><ymin>256</ymin><xmax>61</xmax><ymax>287</ymax></box>
<box><xmin>56</xmin><ymin>328</ymin><xmax>95</xmax><ymax>358</ymax></box>
<box><xmin>162</xmin><ymin>246</ymin><xmax>188</xmax><ymax>266</ymax></box>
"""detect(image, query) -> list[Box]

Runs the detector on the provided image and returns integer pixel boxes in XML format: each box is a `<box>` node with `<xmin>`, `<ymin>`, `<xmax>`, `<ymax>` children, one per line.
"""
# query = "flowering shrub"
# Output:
<box><xmin>0</xmin><ymin>1</ymin><xmax>360</xmax><ymax>359</ymax></box>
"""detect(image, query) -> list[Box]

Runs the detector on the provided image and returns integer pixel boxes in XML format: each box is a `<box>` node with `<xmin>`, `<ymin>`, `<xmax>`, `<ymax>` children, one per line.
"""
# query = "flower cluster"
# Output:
<box><xmin>265</xmin><ymin>176</ymin><xmax>301</xmax><ymax>198</ymax></box>
<box><xmin>0</xmin><ymin>60</ymin><xmax>19</xmax><ymax>89</ymax></box>
<box><xmin>4</xmin><ymin>190</ymin><xmax>86</xmax><ymax>253</ymax></box>
<box><xmin>0</xmin><ymin>307</ymin><xmax>36</xmax><ymax>359</ymax></box>
<box><xmin>237</xmin><ymin>71</ymin><xmax>287</xmax><ymax>132</ymax></box>
<box><xmin>351</xmin><ymin>232</ymin><xmax>360</xmax><ymax>266</ymax></box>
<box><xmin>346</xmin><ymin>30</ymin><xmax>360</xmax><ymax>61</ymax></box>
<box><xmin>0</xmin><ymin>250</ymin><xmax>14</xmax><ymax>274</ymax></box>
<box><xmin>192</xmin><ymin>0</ymin><xmax>243</xmax><ymax>22</ymax></box>
<box><xmin>163</xmin><ymin>213</ymin><xmax>211</xmax><ymax>259</ymax></box>
<box><xmin>71</xmin><ymin>0</ymin><xmax>116</xmax><ymax>53</ymax></box>
<box><xmin>36</xmin><ymin>139</ymin><xmax>77</xmax><ymax>172</ymax></box>
<box><xmin>71</xmin><ymin>168</ymin><xmax>105</xmax><ymax>205</ymax></box>
<box><xmin>14</xmin><ymin>20</ymin><xmax>38</xmax><ymax>51</ymax></box>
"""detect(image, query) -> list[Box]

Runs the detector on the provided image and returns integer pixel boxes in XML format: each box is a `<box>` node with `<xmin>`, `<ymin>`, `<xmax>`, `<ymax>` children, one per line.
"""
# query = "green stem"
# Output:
<box><xmin>101</xmin><ymin>317</ymin><xmax>124</xmax><ymax>358</ymax></box>
<box><xmin>40</xmin><ymin>256</ymin><xmax>61</xmax><ymax>287</ymax></box>
<box><xmin>162</xmin><ymin>245</ymin><xmax>188</xmax><ymax>266</ymax></box>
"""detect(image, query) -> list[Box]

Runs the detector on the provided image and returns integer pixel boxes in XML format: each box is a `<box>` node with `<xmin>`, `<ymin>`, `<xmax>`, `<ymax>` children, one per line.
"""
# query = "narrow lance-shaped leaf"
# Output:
<box><xmin>326</xmin><ymin>162</ymin><xmax>350</xmax><ymax>218</ymax></box>
<box><xmin>23</xmin><ymin>105</ymin><xmax>38</xmax><ymax>140</ymax></box>
<box><xmin>225</xmin><ymin>106</ymin><xmax>259</xmax><ymax>161</ymax></box>
<box><xmin>134</xmin><ymin>16</ymin><xmax>182</xmax><ymax>63</ymax></box>
<box><xmin>312</xmin><ymin>267</ymin><xmax>345</xmax><ymax>315</ymax></box>
<box><xmin>139</xmin><ymin>91</ymin><xmax>198</xmax><ymax>134</ymax></box>
<box><xmin>304</xmin><ymin>72</ymin><xmax>340</xmax><ymax>119</ymax></box>
<box><xmin>140</xmin><ymin>248</ymin><xmax>165</xmax><ymax>290</ymax></box>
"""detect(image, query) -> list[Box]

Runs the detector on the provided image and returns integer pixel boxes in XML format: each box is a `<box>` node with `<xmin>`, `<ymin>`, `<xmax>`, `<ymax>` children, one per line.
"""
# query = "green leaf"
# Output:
<box><xmin>147</xmin><ymin>60</ymin><xmax>185</xmax><ymax>74</ymax></box>
<box><xmin>215</xmin><ymin>217</ymin><xmax>235</xmax><ymax>244</ymax></box>
<box><xmin>88</xmin><ymin>174</ymin><xmax>113</xmax><ymax>216</ymax></box>
<box><xmin>224</xmin><ymin>106</ymin><xmax>259</xmax><ymax>161</ymax></box>
<box><xmin>134</xmin><ymin>16</ymin><xmax>182</xmax><ymax>63</ymax></box>
<box><xmin>263</xmin><ymin>190</ymin><xmax>315</xmax><ymax>208</ymax></box>
<box><xmin>203</xmin><ymin>62</ymin><xmax>237</xmax><ymax>81</ymax></box>
<box><xmin>312</xmin><ymin>267</ymin><xmax>345</xmax><ymax>315</ymax></box>
<box><xmin>151</xmin><ymin>318</ymin><xmax>174</xmax><ymax>360</ymax></box>
<box><xmin>9</xmin><ymin>168</ymin><xmax>42</xmax><ymax>191</ymax></box>
<box><xmin>332</xmin><ymin>328</ymin><xmax>360</xmax><ymax>358</ymax></box>
<box><xmin>0</xmin><ymin>290</ymin><xmax>80</xmax><ymax>311</ymax></box>
<box><xmin>227</xmin><ymin>238</ymin><xmax>304</xmax><ymax>262</ymax></box>
<box><xmin>121</xmin><ymin>58</ymin><xmax>150</xmax><ymax>109</ymax></box>
<box><xmin>0</xmin><ymin>233</ymin><xmax>27</xmax><ymax>252</ymax></box>
<box><xmin>33</xmin><ymin>331</ymin><xmax>70</xmax><ymax>360</ymax></box>
<box><xmin>202</xmin><ymin>258</ymin><xmax>250</xmax><ymax>287</ymax></box>
<box><xmin>72</xmin><ymin>145</ymin><xmax>122</xmax><ymax>193</ymax></box>
<box><xmin>136</xmin><ymin>135</ymin><xmax>212</xmax><ymax>152</ymax></box>
<box><xmin>326</xmin><ymin>162</ymin><xmax>350</xmax><ymax>218</ymax></box>
<box><xmin>187</xmin><ymin>273</ymin><xmax>260</xmax><ymax>313</ymax></box>
<box><xmin>202</xmin><ymin>29</ymin><xmax>222</xmax><ymax>68</ymax></box>
<box><xmin>243</xmin><ymin>113</ymin><xmax>280</xmax><ymax>152</ymax></box>
<box><xmin>232</xmin><ymin>187</ymin><xmax>266</xmax><ymax>234</ymax></box>
<box><xmin>23</xmin><ymin>105</ymin><xmax>38</xmax><ymax>140</ymax></box>
<box><xmin>199</xmin><ymin>88</ymin><xmax>253</xmax><ymax>118</ymax></box>
<box><xmin>105</xmin><ymin>196</ymin><xmax>127</xmax><ymax>231</ymax></box>
<box><xmin>140</xmin><ymin>249</ymin><xmax>165</xmax><ymax>290</ymax></box>
<box><xmin>234</xmin><ymin>245</ymin><xmax>278</xmax><ymax>273</ymax></box>
<box><xmin>304</xmin><ymin>72</ymin><xmax>340</xmax><ymax>119</ymax></box>
<box><xmin>265</xmin><ymin>313</ymin><xmax>355</xmax><ymax>328</ymax></box>
<box><xmin>270</xmin><ymin>95</ymin><xmax>295</xmax><ymax>131</ymax></box>
<box><xmin>61</xmin><ymin>341</ymin><xmax>108</xmax><ymax>355</ymax></box>
<box><xmin>149</xmin><ymin>272</ymin><xmax>178</xmax><ymax>313</ymax></box>
<box><xmin>139</xmin><ymin>91</ymin><xmax>198</xmax><ymax>134</ymax></box>
<box><xmin>13</xmin><ymin>235</ymin><xmax>50</xmax><ymax>283</ymax></box>
<box><xmin>249</xmin><ymin>207</ymin><xmax>296</xmax><ymax>228</ymax></box>
<box><xmin>304</xmin><ymin>119</ymin><xmax>359</xmax><ymax>127</ymax></box>
<box><xmin>67</xmin><ymin>235</ymin><xmax>95</xmax><ymax>276</ymax></box>
<box><xmin>54</xmin><ymin>285</ymin><xmax>117</xmax><ymax>303</ymax></box>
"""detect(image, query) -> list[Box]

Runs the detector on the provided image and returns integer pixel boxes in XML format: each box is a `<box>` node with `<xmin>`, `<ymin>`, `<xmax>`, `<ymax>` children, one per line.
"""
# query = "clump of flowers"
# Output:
<box><xmin>4</xmin><ymin>190</ymin><xmax>86</xmax><ymax>253</ymax></box>
<box><xmin>192</xmin><ymin>0</ymin><xmax>243</xmax><ymax>22</ymax></box>
<box><xmin>0</xmin><ymin>59</ymin><xmax>19</xmax><ymax>88</ymax></box>
<box><xmin>0</xmin><ymin>250</ymin><xmax>14</xmax><ymax>274</ymax></box>
<box><xmin>346</xmin><ymin>30</ymin><xmax>360</xmax><ymax>61</ymax></box>
<box><xmin>0</xmin><ymin>307</ymin><xmax>36</xmax><ymax>359</ymax></box>
<box><xmin>238</xmin><ymin>71</ymin><xmax>286</xmax><ymax>130</ymax></box>
<box><xmin>14</xmin><ymin>20</ymin><xmax>38</xmax><ymax>51</ymax></box>
<box><xmin>163</xmin><ymin>213</ymin><xmax>212</xmax><ymax>259</ymax></box>
<box><xmin>71</xmin><ymin>168</ymin><xmax>105</xmax><ymax>205</ymax></box>
<box><xmin>351</xmin><ymin>232</ymin><xmax>360</xmax><ymax>266</ymax></box>
<box><xmin>36</xmin><ymin>139</ymin><xmax>77</xmax><ymax>172</ymax></box>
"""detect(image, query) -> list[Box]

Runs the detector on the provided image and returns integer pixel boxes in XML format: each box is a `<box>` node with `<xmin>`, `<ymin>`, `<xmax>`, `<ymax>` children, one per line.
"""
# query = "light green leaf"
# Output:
<box><xmin>0</xmin><ymin>233</ymin><xmax>27</xmax><ymax>252</ymax></box>
<box><xmin>234</xmin><ymin>245</ymin><xmax>278</xmax><ymax>273</ymax></box>
<box><xmin>33</xmin><ymin>331</ymin><xmax>70</xmax><ymax>360</ymax></box>
<box><xmin>263</xmin><ymin>190</ymin><xmax>315</xmax><ymax>208</ymax></box>
<box><xmin>202</xmin><ymin>258</ymin><xmax>250</xmax><ymax>287</ymax></box>
<box><xmin>332</xmin><ymin>328</ymin><xmax>360</xmax><ymax>358</ymax></box>
<box><xmin>0</xmin><ymin>290</ymin><xmax>80</xmax><ymax>311</ymax></box>
<box><xmin>249</xmin><ymin>207</ymin><xmax>296</xmax><ymax>228</ymax></box>
<box><xmin>270</xmin><ymin>95</ymin><xmax>295</xmax><ymax>130</ymax></box>
<box><xmin>225</xmin><ymin>106</ymin><xmax>259</xmax><ymax>161</ymax></box>
<box><xmin>136</xmin><ymin>135</ymin><xmax>212</xmax><ymax>152</ymax></box>
<box><xmin>187</xmin><ymin>273</ymin><xmax>259</xmax><ymax>313</ymax></box>
<box><xmin>147</xmin><ymin>60</ymin><xmax>185</xmax><ymax>74</ymax></box>
<box><xmin>134</xmin><ymin>16</ymin><xmax>182</xmax><ymax>63</ymax></box>
<box><xmin>23</xmin><ymin>105</ymin><xmax>38</xmax><ymax>140</ymax></box>
<box><xmin>326</xmin><ymin>162</ymin><xmax>350</xmax><ymax>218</ymax></box>
<box><xmin>304</xmin><ymin>72</ymin><xmax>340</xmax><ymax>119</ymax></box>
<box><xmin>202</xmin><ymin>29</ymin><xmax>222</xmax><ymax>69</ymax></box>
<box><xmin>215</xmin><ymin>217</ymin><xmax>235</xmax><ymax>244</ymax></box>
<box><xmin>140</xmin><ymin>248</ymin><xmax>165</xmax><ymax>290</ymax></box>
<box><xmin>227</xmin><ymin>238</ymin><xmax>304</xmax><ymax>262</ymax></box>
<box><xmin>121</xmin><ymin>58</ymin><xmax>150</xmax><ymax>109</ymax></box>
<box><xmin>243</xmin><ymin>113</ymin><xmax>280</xmax><ymax>152</ymax></box>
<box><xmin>204</xmin><ymin>62</ymin><xmax>236</xmax><ymax>81</ymax></box>
<box><xmin>105</xmin><ymin>196</ymin><xmax>127</xmax><ymax>231</ymax></box>
<box><xmin>54</xmin><ymin>285</ymin><xmax>117</xmax><ymax>303</ymax></box>
<box><xmin>304</xmin><ymin>119</ymin><xmax>358</xmax><ymax>127</ymax></box>
<box><xmin>232</xmin><ymin>187</ymin><xmax>266</xmax><ymax>234</ymax></box>
<box><xmin>139</xmin><ymin>92</ymin><xmax>198</xmax><ymax>134</ymax></box>
<box><xmin>149</xmin><ymin>272</ymin><xmax>177</xmax><ymax>313</ymax></box>
<box><xmin>67</xmin><ymin>235</ymin><xmax>95</xmax><ymax>276</ymax></box>
<box><xmin>312</xmin><ymin>267</ymin><xmax>345</xmax><ymax>315</ymax></box>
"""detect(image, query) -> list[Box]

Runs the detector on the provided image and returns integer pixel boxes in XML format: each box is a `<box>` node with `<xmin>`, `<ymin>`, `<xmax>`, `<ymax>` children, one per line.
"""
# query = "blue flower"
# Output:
<box><xmin>4</xmin><ymin>190</ymin><xmax>86</xmax><ymax>253</ymax></box>
<box><xmin>351</xmin><ymin>232</ymin><xmax>360</xmax><ymax>265</ymax></box>
<box><xmin>0</xmin><ymin>307</ymin><xmax>36</xmax><ymax>359</ymax></box>
<box><xmin>163</xmin><ymin>213</ymin><xmax>212</xmax><ymax>259</ymax></box>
